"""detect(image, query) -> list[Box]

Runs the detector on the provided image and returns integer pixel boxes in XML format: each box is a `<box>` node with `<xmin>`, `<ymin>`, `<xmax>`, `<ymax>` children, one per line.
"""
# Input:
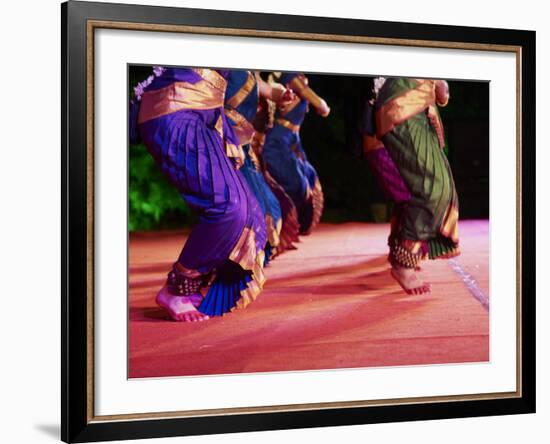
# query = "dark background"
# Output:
<box><xmin>128</xmin><ymin>67</ymin><xmax>489</xmax><ymax>231</ymax></box>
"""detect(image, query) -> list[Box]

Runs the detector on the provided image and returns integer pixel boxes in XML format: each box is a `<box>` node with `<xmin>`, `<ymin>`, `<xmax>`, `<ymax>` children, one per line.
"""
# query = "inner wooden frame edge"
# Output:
<box><xmin>85</xmin><ymin>19</ymin><xmax>523</xmax><ymax>423</ymax></box>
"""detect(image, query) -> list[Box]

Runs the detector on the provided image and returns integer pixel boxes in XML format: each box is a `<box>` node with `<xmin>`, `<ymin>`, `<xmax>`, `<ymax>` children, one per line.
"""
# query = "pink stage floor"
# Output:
<box><xmin>128</xmin><ymin>220</ymin><xmax>489</xmax><ymax>378</ymax></box>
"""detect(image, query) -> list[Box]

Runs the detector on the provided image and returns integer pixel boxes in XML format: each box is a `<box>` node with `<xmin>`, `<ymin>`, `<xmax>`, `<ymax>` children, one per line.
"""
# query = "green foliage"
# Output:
<box><xmin>128</xmin><ymin>144</ymin><xmax>193</xmax><ymax>231</ymax></box>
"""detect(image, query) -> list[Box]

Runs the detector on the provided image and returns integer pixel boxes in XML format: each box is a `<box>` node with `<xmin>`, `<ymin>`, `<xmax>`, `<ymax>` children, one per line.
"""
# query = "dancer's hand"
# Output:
<box><xmin>316</xmin><ymin>99</ymin><xmax>330</xmax><ymax>117</ymax></box>
<box><xmin>271</xmin><ymin>83</ymin><xmax>296</xmax><ymax>105</ymax></box>
<box><xmin>258</xmin><ymin>78</ymin><xmax>295</xmax><ymax>104</ymax></box>
<box><xmin>269</xmin><ymin>82</ymin><xmax>286</xmax><ymax>102</ymax></box>
<box><xmin>435</xmin><ymin>80</ymin><xmax>449</xmax><ymax>107</ymax></box>
<box><xmin>277</xmin><ymin>87</ymin><xmax>296</xmax><ymax>106</ymax></box>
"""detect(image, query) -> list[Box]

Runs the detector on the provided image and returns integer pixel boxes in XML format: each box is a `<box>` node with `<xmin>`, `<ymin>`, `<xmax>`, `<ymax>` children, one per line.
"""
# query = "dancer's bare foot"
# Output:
<box><xmin>187</xmin><ymin>293</ymin><xmax>204</xmax><ymax>308</ymax></box>
<box><xmin>156</xmin><ymin>287</ymin><xmax>209</xmax><ymax>322</ymax></box>
<box><xmin>390</xmin><ymin>265</ymin><xmax>431</xmax><ymax>295</ymax></box>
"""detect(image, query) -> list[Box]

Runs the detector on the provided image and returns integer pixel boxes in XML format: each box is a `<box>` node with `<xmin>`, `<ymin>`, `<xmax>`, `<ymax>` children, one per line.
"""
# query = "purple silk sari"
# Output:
<box><xmin>137</xmin><ymin>68</ymin><xmax>267</xmax><ymax>315</ymax></box>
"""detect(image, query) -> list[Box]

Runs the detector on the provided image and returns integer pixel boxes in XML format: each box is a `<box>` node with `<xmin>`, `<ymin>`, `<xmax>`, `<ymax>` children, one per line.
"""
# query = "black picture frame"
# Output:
<box><xmin>61</xmin><ymin>1</ymin><xmax>536</xmax><ymax>442</ymax></box>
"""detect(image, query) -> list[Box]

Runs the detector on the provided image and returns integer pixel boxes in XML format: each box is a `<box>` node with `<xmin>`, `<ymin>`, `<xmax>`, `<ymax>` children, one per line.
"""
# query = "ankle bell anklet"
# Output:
<box><xmin>390</xmin><ymin>242</ymin><xmax>422</xmax><ymax>269</ymax></box>
<box><xmin>166</xmin><ymin>265</ymin><xmax>205</xmax><ymax>296</ymax></box>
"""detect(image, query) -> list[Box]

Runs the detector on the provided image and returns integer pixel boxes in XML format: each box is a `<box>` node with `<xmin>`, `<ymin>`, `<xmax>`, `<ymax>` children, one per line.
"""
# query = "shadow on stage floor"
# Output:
<box><xmin>128</xmin><ymin>221</ymin><xmax>489</xmax><ymax>378</ymax></box>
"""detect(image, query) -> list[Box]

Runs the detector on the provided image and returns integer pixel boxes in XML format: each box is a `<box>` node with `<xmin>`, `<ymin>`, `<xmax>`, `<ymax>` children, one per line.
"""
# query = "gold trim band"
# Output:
<box><xmin>191</xmin><ymin>68</ymin><xmax>227</xmax><ymax>92</ymax></box>
<box><xmin>275</xmin><ymin>117</ymin><xmax>300</xmax><ymax>133</ymax></box>
<box><xmin>375</xmin><ymin>79</ymin><xmax>436</xmax><ymax>138</ymax></box>
<box><xmin>224</xmin><ymin>107</ymin><xmax>256</xmax><ymax>145</ymax></box>
<box><xmin>138</xmin><ymin>79</ymin><xmax>225</xmax><ymax>123</ymax></box>
<box><xmin>225</xmin><ymin>70</ymin><xmax>257</xmax><ymax>109</ymax></box>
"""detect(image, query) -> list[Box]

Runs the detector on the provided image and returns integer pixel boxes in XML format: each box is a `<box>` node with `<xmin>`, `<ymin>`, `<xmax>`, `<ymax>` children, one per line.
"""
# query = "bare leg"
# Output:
<box><xmin>156</xmin><ymin>286</ymin><xmax>209</xmax><ymax>322</ymax></box>
<box><xmin>390</xmin><ymin>265</ymin><xmax>431</xmax><ymax>295</ymax></box>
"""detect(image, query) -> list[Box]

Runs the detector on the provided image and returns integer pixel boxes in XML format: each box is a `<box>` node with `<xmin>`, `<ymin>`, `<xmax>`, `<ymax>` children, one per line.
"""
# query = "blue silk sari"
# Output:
<box><xmin>262</xmin><ymin>72</ymin><xmax>323</xmax><ymax>234</ymax></box>
<box><xmin>224</xmin><ymin>70</ymin><xmax>283</xmax><ymax>264</ymax></box>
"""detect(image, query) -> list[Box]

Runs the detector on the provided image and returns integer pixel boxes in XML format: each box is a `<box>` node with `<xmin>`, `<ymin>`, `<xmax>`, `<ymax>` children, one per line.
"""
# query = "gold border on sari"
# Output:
<box><xmin>236</xmin><ymin>250</ymin><xmax>266</xmax><ymax>309</ymax></box>
<box><xmin>224</xmin><ymin>107</ymin><xmax>256</xmax><ymax>145</ymax></box>
<box><xmin>191</xmin><ymin>68</ymin><xmax>227</xmax><ymax>92</ymax></box>
<box><xmin>227</xmin><ymin>227</ymin><xmax>266</xmax><ymax>310</ymax></box>
<box><xmin>247</xmin><ymin>146</ymin><xmax>262</xmax><ymax>171</ymax></box>
<box><xmin>310</xmin><ymin>178</ymin><xmax>324</xmax><ymax>232</ymax></box>
<box><xmin>399</xmin><ymin>239</ymin><xmax>424</xmax><ymax>255</ymax></box>
<box><xmin>229</xmin><ymin>227</ymin><xmax>257</xmax><ymax>270</ymax></box>
<box><xmin>225</xmin><ymin>141</ymin><xmax>245</xmax><ymax>169</ymax></box>
<box><xmin>225</xmin><ymin>70</ymin><xmax>257</xmax><ymax>109</ymax></box>
<box><xmin>212</xmin><ymin>114</ymin><xmax>245</xmax><ymax>168</ymax></box>
<box><xmin>440</xmin><ymin>203</ymin><xmax>460</xmax><ymax>243</ymax></box>
<box><xmin>275</xmin><ymin>117</ymin><xmax>300</xmax><ymax>133</ymax></box>
<box><xmin>375</xmin><ymin>79</ymin><xmax>436</xmax><ymax>138</ymax></box>
<box><xmin>138</xmin><ymin>79</ymin><xmax>225</xmax><ymax>123</ymax></box>
<box><xmin>251</xmin><ymin>131</ymin><xmax>266</xmax><ymax>157</ymax></box>
<box><xmin>265</xmin><ymin>214</ymin><xmax>281</xmax><ymax>248</ymax></box>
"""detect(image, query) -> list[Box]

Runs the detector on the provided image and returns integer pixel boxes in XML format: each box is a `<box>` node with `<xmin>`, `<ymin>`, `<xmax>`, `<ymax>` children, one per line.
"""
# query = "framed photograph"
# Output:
<box><xmin>62</xmin><ymin>0</ymin><xmax>535</xmax><ymax>442</ymax></box>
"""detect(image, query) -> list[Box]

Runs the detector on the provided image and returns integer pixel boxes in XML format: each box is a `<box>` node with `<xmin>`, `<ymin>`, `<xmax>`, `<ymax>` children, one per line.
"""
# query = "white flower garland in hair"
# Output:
<box><xmin>133</xmin><ymin>66</ymin><xmax>166</xmax><ymax>101</ymax></box>
<box><xmin>373</xmin><ymin>76</ymin><xmax>386</xmax><ymax>97</ymax></box>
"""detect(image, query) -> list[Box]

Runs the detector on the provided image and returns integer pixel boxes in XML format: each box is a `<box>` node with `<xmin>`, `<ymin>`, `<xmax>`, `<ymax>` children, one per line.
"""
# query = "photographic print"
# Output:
<box><xmin>127</xmin><ymin>67</ymin><xmax>489</xmax><ymax>379</ymax></box>
<box><xmin>63</xmin><ymin>2</ymin><xmax>535</xmax><ymax>441</ymax></box>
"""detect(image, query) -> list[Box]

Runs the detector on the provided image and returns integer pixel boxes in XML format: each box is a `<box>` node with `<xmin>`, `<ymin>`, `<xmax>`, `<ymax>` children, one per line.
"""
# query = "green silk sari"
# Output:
<box><xmin>375</xmin><ymin>78</ymin><xmax>459</xmax><ymax>259</ymax></box>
